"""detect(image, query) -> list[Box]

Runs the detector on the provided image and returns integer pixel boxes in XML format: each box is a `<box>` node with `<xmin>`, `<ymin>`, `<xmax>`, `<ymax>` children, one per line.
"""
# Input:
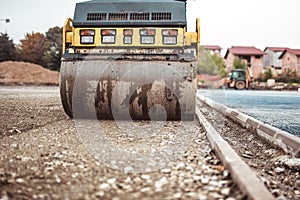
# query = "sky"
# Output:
<box><xmin>0</xmin><ymin>0</ymin><xmax>300</xmax><ymax>56</ymax></box>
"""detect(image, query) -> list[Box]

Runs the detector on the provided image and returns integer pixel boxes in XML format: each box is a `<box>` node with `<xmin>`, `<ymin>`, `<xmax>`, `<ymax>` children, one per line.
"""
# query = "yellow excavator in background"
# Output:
<box><xmin>226</xmin><ymin>67</ymin><xmax>253</xmax><ymax>90</ymax></box>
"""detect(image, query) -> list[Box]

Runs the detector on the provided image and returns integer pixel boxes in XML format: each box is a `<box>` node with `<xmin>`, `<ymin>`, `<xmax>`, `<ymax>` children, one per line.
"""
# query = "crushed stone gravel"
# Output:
<box><xmin>0</xmin><ymin>86</ymin><xmax>245</xmax><ymax>199</ymax></box>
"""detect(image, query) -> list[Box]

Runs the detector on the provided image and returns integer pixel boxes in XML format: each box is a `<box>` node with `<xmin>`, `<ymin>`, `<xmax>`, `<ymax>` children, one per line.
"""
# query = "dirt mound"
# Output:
<box><xmin>0</xmin><ymin>61</ymin><xmax>59</xmax><ymax>86</ymax></box>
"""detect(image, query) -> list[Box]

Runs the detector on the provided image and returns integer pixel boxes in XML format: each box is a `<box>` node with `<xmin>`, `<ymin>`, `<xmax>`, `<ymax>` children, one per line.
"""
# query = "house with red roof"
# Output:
<box><xmin>202</xmin><ymin>45</ymin><xmax>222</xmax><ymax>57</ymax></box>
<box><xmin>263</xmin><ymin>47</ymin><xmax>290</xmax><ymax>75</ymax></box>
<box><xmin>224</xmin><ymin>46</ymin><xmax>265</xmax><ymax>79</ymax></box>
<box><xmin>279</xmin><ymin>49</ymin><xmax>300</xmax><ymax>76</ymax></box>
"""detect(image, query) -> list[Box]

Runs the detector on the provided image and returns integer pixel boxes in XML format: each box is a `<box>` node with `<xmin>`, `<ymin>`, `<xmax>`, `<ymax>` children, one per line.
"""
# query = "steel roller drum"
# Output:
<box><xmin>60</xmin><ymin>59</ymin><xmax>196</xmax><ymax>121</ymax></box>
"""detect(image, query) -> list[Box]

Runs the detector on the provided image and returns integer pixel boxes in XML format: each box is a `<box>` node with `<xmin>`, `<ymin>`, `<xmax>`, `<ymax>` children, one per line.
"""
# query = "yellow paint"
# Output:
<box><xmin>184</xmin><ymin>32</ymin><xmax>197</xmax><ymax>46</ymax></box>
<box><xmin>71</xmin><ymin>27</ymin><xmax>185</xmax><ymax>47</ymax></box>
<box><xmin>66</xmin><ymin>32</ymin><xmax>73</xmax><ymax>44</ymax></box>
<box><xmin>196</xmin><ymin>18</ymin><xmax>201</xmax><ymax>57</ymax></box>
<box><xmin>62</xmin><ymin>18</ymin><xmax>73</xmax><ymax>53</ymax></box>
<box><xmin>62</xmin><ymin>18</ymin><xmax>200</xmax><ymax>52</ymax></box>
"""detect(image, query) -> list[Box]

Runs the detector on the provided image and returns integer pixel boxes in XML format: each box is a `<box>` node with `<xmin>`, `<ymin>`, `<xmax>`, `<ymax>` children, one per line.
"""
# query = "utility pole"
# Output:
<box><xmin>0</xmin><ymin>18</ymin><xmax>10</xmax><ymax>35</ymax></box>
<box><xmin>0</xmin><ymin>18</ymin><xmax>10</xmax><ymax>23</ymax></box>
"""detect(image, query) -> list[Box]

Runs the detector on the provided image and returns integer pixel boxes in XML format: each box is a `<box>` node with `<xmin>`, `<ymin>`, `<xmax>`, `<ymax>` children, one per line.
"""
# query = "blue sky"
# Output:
<box><xmin>0</xmin><ymin>0</ymin><xmax>299</xmax><ymax>56</ymax></box>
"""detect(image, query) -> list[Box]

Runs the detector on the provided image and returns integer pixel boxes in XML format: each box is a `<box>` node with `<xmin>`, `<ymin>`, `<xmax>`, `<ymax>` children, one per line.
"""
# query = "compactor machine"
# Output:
<box><xmin>60</xmin><ymin>0</ymin><xmax>200</xmax><ymax>120</ymax></box>
<box><xmin>226</xmin><ymin>67</ymin><xmax>253</xmax><ymax>90</ymax></box>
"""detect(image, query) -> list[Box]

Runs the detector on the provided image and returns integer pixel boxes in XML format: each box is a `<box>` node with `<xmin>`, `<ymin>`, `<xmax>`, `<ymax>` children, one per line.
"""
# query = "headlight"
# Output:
<box><xmin>163</xmin><ymin>36</ymin><xmax>177</xmax><ymax>45</ymax></box>
<box><xmin>124</xmin><ymin>36</ymin><xmax>132</xmax><ymax>44</ymax></box>
<box><xmin>101</xmin><ymin>29</ymin><xmax>116</xmax><ymax>36</ymax></box>
<box><xmin>123</xmin><ymin>29</ymin><xmax>133</xmax><ymax>44</ymax></box>
<box><xmin>141</xmin><ymin>36</ymin><xmax>154</xmax><ymax>44</ymax></box>
<box><xmin>162</xmin><ymin>29</ymin><xmax>177</xmax><ymax>45</ymax></box>
<box><xmin>162</xmin><ymin>29</ymin><xmax>178</xmax><ymax>36</ymax></box>
<box><xmin>123</xmin><ymin>29</ymin><xmax>133</xmax><ymax>36</ymax></box>
<box><xmin>102</xmin><ymin>36</ymin><xmax>115</xmax><ymax>44</ymax></box>
<box><xmin>81</xmin><ymin>36</ymin><xmax>94</xmax><ymax>44</ymax></box>
<box><xmin>101</xmin><ymin>29</ymin><xmax>116</xmax><ymax>44</ymax></box>
<box><xmin>80</xmin><ymin>30</ymin><xmax>95</xmax><ymax>44</ymax></box>
<box><xmin>140</xmin><ymin>29</ymin><xmax>156</xmax><ymax>36</ymax></box>
<box><xmin>140</xmin><ymin>29</ymin><xmax>155</xmax><ymax>44</ymax></box>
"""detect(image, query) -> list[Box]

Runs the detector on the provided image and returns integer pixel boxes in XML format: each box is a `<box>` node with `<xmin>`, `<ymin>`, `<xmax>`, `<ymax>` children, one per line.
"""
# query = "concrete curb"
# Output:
<box><xmin>196</xmin><ymin>108</ymin><xmax>275</xmax><ymax>200</ymax></box>
<box><xmin>197</xmin><ymin>94</ymin><xmax>300</xmax><ymax>158</ymax></box>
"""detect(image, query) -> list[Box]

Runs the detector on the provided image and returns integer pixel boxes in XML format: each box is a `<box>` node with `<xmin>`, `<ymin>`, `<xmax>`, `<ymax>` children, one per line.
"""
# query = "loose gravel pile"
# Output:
<box><xmin>0</xmin><ymin>61</ymin><xmax>59</xmax><ymax>86</ymax></box>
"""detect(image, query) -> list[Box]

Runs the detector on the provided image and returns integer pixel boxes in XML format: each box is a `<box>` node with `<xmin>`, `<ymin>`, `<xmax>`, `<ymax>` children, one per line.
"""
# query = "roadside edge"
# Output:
<box><xmin>196</xmin><ymin>106</ymin><xmax>275</xmax><ymax>200</ymax></box>
<box><xmin>197</xmin><ymin>94</ymin><xmax>300</xmax><ymax>158</ymax></box>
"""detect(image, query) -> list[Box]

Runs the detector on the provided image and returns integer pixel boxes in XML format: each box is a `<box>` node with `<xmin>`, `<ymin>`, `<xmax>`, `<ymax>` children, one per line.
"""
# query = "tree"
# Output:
<box><xmin>197</xmin><ymin>47</ymin><xmax>226</xmax><ymax>77</ymax></box>
<box><xmin>43</xmin><ymin>26</ymin><xmax>63</xmax><ymax>71</ymax></box>
<box><xmin>264</xmin><ymin>68</ymin><xmax>273</xmax><ymax>80</ymax></box>
<box><xmin>233</xmin><ymin>57</ymin><xmax>246</xmax><ymax>69</ymax></box>
<box><xmin>197</xmin><ymin>47</ymin><xmax>219</xmax><ymax>75</ymax></box>
<box><xmin>21</xmin><ymin>32</ymin><xmax>46</xmax><ymax>66</ymax></box>
<box><xmin>0</xmin><ymin>33</ymin><xmax>18</xmax><ymax>62</ymax></box>
<box><xmin>211</xmin><ymin>54</ymin><xmax>227</xmax><ymax>78</ymax></box>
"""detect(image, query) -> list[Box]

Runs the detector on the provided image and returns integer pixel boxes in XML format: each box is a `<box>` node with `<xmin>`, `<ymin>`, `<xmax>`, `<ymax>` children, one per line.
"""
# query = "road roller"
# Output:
<box><xmin>60</xmin><ymin>0</ymin><xmax>200</xmax><ymax>120</ymax></box>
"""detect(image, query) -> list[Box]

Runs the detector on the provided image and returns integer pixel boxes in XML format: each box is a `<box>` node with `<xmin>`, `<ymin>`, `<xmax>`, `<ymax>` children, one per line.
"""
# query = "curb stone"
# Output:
<box><xmin>196</xmin><ymin>108</ymin><xmax>275</xmax><ymax>200</ymax></box>
<box><xmin>197</xmin><ymin>94</ymin><xmax>300</xmax><ymax>158</ymax></box>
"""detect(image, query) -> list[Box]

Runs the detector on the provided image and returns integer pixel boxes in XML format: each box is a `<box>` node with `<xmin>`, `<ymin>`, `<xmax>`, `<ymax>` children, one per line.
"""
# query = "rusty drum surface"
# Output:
<box><xmin>60</xmin><ymin>59</ymin><xmax>196</xmax><ymax>121</ymax></box>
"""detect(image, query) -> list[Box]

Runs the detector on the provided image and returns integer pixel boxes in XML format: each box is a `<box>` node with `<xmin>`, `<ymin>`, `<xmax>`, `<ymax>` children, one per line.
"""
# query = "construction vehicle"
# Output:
<box><xmin>60</xmin><ymin>0</ymin><xmax>200</xmax><ymax>120</ymax></box>
<box><xmin>226</xmin><ymin>67</ymin><xmax>253</xmax><ymax>89</ymax></box>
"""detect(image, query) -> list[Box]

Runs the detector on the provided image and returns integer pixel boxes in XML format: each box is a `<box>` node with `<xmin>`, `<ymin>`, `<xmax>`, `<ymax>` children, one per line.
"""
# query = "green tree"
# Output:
<box><xmin>197</xmin><ymin>47</ymin><xmax>227</xmax><ymax>77</ymax></box>
<box><xmin>211</xmin><ymin>54</ymin><xmax>227</xmax><ymax>78</ymax></box>
<box><xmin>0</xmin><ymin>33</ymin><xmax>18</xmax><ymax>61</ymax></box>
<box><xmin>264</xmin><ymin>68</ymin><xmax>273</xmax><ymax>80</ymax></box>
<box><xmin>21</xmin><ymin>32</ymin><xmax>46</xmax><ymax>66</ymax></box>
<box><xmin>233</xmin><ymin>57</ymin><xmax>246</xmax><ymax>69</ymax></box>
<box><xmin>43</xmin><ymin>26</ymin><xmax>63</xmax><ymax>71</ymax></box>
<box><xmin>197</xmin><ymin>47</ymin><xmax>218</xmax><ymax>75</ymax></box>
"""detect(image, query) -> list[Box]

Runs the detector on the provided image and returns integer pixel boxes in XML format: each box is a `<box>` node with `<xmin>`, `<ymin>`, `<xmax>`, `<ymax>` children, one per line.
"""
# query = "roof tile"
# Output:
<box><xmin>224</xmin><ymin>46</ymin><xmax>265</xmax><ymax>58</ymax></box>
<box><xmin>279</xmin><ymin>48</ymin><xmax>300</xmax><ymax>59</ymax></box>
<box><xmin>202</xmin><ymin>45</ymin><xmax>222</xmax><ymax>50</ymax></box>
<box><xmin>264</xmin><ymin>47</ymin><xmax>290</xmax><ymax>52</ymax></box>
<box><xmin>229</xmin><ymin>46</ymin><xmax>265</xmax><ymax>55</ymax></box>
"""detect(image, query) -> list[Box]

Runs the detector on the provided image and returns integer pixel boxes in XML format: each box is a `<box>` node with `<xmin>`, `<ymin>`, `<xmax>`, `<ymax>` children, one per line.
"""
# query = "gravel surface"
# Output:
<box><xmin>198</xmin><ymin>100</ymin><xmax>300</xmax><ymax>200</ymax></box>
<box><xmin>0</xmin><ymin>86</ymin><xmax>244</xmax><ymax>200</ymax></box>
<box><xmin>0</xmin><ymin>87</ymin><xmax>64</xmax><ymax>135</ymax></box>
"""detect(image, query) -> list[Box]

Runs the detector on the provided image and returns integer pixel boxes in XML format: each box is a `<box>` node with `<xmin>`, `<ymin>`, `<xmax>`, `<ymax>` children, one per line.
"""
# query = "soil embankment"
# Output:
<box><xmin>0</xmin><ymin>61</ymin><xmax>59</xmax><ymax>86</ymax></box>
